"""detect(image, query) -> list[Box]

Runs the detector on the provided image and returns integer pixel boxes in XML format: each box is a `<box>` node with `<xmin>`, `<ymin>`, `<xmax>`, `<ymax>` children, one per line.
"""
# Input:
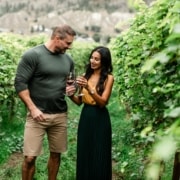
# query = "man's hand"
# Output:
<box><xmin>66</xmin><ymin>85</ymin><xmax>76</xmax><ymax>97</ymax></box>
<box><xmin>18</xmin><ymin>89</ymin><xmax>46</xmax><ymax>121</ymax></box>
<box><xmin>30</xmin><ymin>108</ymin><xmax>46</xmax><ymax>121</ymax></box>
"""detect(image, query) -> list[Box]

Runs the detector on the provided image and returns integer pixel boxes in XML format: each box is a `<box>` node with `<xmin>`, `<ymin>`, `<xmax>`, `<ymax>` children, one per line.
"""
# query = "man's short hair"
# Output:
<box><xmin>51</xmin><ymin>25</ymin><xmax>76</xmax><ymax>39</ymax></box>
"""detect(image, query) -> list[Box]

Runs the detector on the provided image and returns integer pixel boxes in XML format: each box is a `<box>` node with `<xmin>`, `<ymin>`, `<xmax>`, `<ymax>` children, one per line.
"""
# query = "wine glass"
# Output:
<box><xmin>76</xmin><ymin>72</ymin><xmax>85</xmax><ymax>96</ymax></box>
<box><xmin>65</xmin><ymin>71</ymin><xmax>76</xmax><ymax>96</ymax></box>
<box><xmin>66</xmin><ymin>72</ymin><xmax>75</xmax><ymax>86</ymax></box>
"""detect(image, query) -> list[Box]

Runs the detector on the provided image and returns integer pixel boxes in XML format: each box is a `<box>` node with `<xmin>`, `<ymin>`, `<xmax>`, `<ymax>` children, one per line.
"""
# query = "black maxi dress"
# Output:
<box><xmin>76</xmin><ymin>103</ymin><xmax>112</xmax><ymax>180</ymax></box>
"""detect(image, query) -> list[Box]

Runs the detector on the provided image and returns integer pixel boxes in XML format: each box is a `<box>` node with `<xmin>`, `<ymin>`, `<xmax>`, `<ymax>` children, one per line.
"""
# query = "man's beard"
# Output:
<box><xmin>55</xmin><ymin>48</ymin><xmax>66</xmax><ymax>54</ymax></box>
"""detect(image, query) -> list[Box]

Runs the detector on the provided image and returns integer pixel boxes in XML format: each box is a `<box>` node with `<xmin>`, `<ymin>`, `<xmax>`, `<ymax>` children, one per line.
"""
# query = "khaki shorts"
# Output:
<box><xmin>23</xmin><ymin>112</ymin><xmax>67</xmax><ymax>156</ymax></box>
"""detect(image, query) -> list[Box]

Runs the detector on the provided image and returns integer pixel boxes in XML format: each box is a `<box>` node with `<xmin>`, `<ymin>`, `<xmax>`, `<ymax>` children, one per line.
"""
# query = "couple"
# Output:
<box><xmin>14</xmin><ymin>24</ymin><xmax>114</xmax><ymax>180</ymax></box>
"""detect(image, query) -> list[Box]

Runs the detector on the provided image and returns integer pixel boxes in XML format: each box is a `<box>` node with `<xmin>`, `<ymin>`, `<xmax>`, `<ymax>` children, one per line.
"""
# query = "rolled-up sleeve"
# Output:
<box><xmin>14</xmin><ymin>51</ymin><xmax>37</xmax><ymax>94</ymax></box>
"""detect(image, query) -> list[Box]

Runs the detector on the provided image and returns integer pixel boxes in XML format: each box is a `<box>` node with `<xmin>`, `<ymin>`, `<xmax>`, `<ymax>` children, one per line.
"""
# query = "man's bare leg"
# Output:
<box><xmin>22</xmin><ymin>156</ymin><xmax>36</xmax><ymax>180</ymax></box>
<box><xmin>48</xmin><ymin>152</ymin><xmax>61</xmax><ymax>180</ymax></box>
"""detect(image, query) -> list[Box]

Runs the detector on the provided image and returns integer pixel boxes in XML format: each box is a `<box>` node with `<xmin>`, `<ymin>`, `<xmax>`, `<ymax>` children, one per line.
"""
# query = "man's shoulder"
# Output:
<box><xmin>25</xmin><ymin>44</ymin><xmax>44</xmax><ymax>54</ymax></box>
<box><xmin>20</xmin><ymin>45</ymin><xmax>43</xmax><ymax>64</ymax></box>
<box><xmin>26</xmin><ymin>44</ymin><xmax>44</xmax><ymax>53</ymax></box>
<box><xmin>23</xmin><ymin>44</ymin><xmax>44</xmax><ymax>57</ymax></box>
<box><xmin>65</xmin><ymin>53</ymin><xmax>74</xmax><ymax>62</ymax></box>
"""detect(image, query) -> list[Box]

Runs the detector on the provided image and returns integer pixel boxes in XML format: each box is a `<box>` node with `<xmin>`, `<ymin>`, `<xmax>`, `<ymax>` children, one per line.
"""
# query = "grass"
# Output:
<box><xmin>0</xmin><ymin>90</ymin><xmax>175</xmax><ymax>179</ymax></box>
<box><xmin>0</xmin><ymin>90</ymin><xmax>125</xmax><ymax>179</ymax></box>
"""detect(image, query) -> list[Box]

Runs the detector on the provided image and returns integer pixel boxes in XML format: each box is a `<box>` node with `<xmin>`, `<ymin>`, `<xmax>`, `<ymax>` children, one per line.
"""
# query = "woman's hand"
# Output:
<box><xmin>76</xmin><ymin>76</ymin><xmax>88</xmax><ymax>87</ymax></box>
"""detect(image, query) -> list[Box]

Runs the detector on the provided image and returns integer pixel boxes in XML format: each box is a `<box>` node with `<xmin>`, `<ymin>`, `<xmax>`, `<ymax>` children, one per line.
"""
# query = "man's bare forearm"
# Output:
<box><xmin>18</xmin><ymin>89</ymin><xmax>37</xmax><ymax>111</ymax></box>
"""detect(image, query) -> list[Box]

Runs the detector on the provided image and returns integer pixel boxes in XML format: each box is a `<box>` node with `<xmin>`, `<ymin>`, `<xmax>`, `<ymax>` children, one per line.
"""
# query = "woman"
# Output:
<box><xmin>69</xmin><ymin>46</ymin><xmax>114</xmax><ymax>180</ymax></box>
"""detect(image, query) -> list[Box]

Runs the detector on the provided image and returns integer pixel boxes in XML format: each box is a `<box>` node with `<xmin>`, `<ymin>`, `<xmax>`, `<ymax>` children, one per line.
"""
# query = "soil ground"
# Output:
<box><xmin>2</xmin><ymin>153</ymin><xmax>123</xmax><ymax>180</ymax></box>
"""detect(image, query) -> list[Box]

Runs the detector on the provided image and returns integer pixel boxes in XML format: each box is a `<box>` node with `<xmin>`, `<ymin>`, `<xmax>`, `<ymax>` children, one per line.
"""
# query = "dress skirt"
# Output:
<box><xmin>76</xmin><ymin>104</ymin><xmax>112</xmax><ymax>180</ymax></box>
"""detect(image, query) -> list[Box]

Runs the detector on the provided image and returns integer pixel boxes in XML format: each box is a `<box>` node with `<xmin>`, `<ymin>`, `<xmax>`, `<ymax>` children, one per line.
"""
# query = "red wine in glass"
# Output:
<box><xmin>67</xmin><ymin>79</ymin><xmax>74</xmax><ymax>85</ymax></box>
<box><xmin>64</xmin><ymin>71</ymin><xmax>75</xmax><ymax>96</ymax></box>
<box><xmin>66</xmin><ymin>72</ymin><xmax>75</xmax><ymax>85</ymax></box>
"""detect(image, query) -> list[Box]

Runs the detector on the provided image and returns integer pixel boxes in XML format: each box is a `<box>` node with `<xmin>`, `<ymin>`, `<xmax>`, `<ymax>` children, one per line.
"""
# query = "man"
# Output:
<box><xmin>14</xmin><ymin>25</ymin><xmax>76</xmax><ymax>180</ymax></box>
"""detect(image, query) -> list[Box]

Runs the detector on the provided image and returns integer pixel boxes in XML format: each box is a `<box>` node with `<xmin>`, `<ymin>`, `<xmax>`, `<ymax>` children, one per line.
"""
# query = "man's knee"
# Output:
<box><xmin>24</xmin><ymin>156</ymin><xmax>36</xmax><ymax>166</ymax></box>
<box><xmin>50</xmin><ymin>152</ymin><xmax>61</xmax><ymax>160</ymax></box>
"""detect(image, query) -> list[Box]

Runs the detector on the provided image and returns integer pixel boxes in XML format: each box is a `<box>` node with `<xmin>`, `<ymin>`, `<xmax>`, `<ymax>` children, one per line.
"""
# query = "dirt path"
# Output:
<box><xmin>3</xmin><ymin>152</ymin><xmax>23</xmax><ymax>168</ymax></box>
<box><xmin>2</xmin><ymin>153</ymin><xmax>122</xmax><ymax>179</ymax></box>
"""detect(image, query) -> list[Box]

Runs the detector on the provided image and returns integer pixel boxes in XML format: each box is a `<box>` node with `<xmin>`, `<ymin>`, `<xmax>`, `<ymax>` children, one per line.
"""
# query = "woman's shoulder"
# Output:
<box><xmin>104</xmin><ymin>74</ymin><xmax>114</xmax><ymax>86</ymax></box>
<box><xmin>107</xmin><ymin>74</ymin><xmax>114</xmax><ymax>81</ymax></box>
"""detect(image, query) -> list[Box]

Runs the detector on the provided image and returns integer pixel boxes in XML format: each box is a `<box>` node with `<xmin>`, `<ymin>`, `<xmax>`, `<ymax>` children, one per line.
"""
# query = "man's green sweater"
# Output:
<box><xmin>14</xmin><ymin>44</ymin><xmax>74</xmax><ymax>113</ymax></box>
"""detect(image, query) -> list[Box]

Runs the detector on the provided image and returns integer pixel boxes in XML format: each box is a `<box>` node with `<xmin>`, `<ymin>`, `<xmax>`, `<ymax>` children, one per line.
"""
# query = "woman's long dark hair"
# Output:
<box><xmin>84</xmin><ymin>46</ymin><xmax>113</xmax><ymax>95</ymax></box>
